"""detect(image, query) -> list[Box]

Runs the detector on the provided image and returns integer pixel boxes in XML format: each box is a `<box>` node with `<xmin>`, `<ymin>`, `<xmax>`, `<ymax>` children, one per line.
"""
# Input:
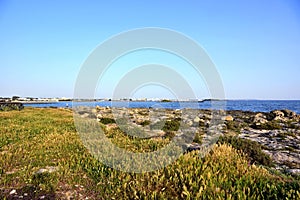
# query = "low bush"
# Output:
<box><xmin>162</xmin><ymin>120</ymin><xmax>180</xmax><ymax>132</ymax></box>
<box><xmin>226</xmin><ymin>120</ymin><xmax>248</xmax><ymax>132</ymax></box>
<box><xmin>218</xmin><ymin>136</ymin><xmax>274</xmax><ymax>167</ymax></box>
<box><xmin>193</xmin><ymin>132</ymin><xmax>203</xmax><ymax>144</ymax></box>
<box><xmin>251</xmin><ymin>121</ymin><xmax>281</xmax><ymax>130</ymax></box>
<box><xmin>140</xmin><ymin>120</ymin><xmax>150</xmax><ymax>126</ymax></box>
<box><xmin>99</xmin><ymin>117</ymin><xmax>116</xmax><ymax>124</ymax></box>
<box><xmin>0</xmin><ymin>103</ymin><xmax>24</xmax><ymax>111</ymax></box>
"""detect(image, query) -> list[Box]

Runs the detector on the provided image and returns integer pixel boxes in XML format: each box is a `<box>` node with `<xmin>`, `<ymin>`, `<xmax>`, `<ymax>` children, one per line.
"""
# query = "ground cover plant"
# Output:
<box><xmin>0</xmin><ymin>108</ymin><xmax>299</xmax><ymax>199</ymax></box>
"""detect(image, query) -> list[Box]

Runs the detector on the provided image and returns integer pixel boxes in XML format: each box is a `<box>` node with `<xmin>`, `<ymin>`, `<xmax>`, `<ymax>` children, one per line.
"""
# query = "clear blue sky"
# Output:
<box><xmin>1</xmin><ymin>0</ymin><xmax>300</xmax><ymax>99</ymax></box>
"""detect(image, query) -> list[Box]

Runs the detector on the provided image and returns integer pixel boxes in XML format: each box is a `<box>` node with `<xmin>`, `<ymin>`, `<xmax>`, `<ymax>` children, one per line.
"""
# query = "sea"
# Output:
<box><xmin>23</xmin><ymin>100</ymin><xmax>300</xmax><ymax>114</ymax></box>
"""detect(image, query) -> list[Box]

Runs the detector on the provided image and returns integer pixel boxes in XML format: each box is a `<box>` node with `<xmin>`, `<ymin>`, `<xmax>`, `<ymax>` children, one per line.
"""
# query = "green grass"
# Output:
<box><xmin>0</xmin><ymin>108</ymin><xmax>299</xmax><ymax>199</ymax></box>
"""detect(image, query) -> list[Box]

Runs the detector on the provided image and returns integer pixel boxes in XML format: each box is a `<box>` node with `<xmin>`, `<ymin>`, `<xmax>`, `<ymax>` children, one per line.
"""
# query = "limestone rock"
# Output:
<box><xmin>186</xmin><ymin>143</ymin><xmax>201</xmax><ymax>152</ymax></box>
<box><xmin>96</xmin><ymin>113</ymin><xmax>103</xmax><ymax>119</ymax></box>
<box><xmin>223</xmin><ymin>115</ymin><xmax>234</xmax><ymax>121</ymax></box>
<box><xmin>186</xmin><ymin>120</ymin><xmax>193</xmax><ymax>126</ymax></box>
<box><xmin>35</xmin><ymin>166</ymin><xmax>58</xmax><ymax>174</ymax></box>
<box><xmin>281</xmin><ymin>109</ymin><xmax>296</xmax><ymax>118</ymax></box>
<box><xmin>253</xmin><ymin>113</ymin><xmax>268</xmax><ymax>124</ymax></box>
<box><xmin>193</xmin><ymin>116</ymin><xmax>201</xmax><ymax>123</ymax></box>
<box><xmin>271</xmin><ymin>110</ymin><xmax>286</xmax><ymax>121</ymax></box>
<box><xmin>9</xmin><ymin>189</ymin><xmax>16</xmax><ymax>195</ymax></box>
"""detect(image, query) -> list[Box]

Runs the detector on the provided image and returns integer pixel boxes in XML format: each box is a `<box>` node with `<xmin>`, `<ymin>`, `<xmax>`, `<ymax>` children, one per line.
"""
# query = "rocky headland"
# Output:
<box><xmin>75</xmin><ymin>106</ymin><xmax>300</xmax><ymax>175</ymax></box>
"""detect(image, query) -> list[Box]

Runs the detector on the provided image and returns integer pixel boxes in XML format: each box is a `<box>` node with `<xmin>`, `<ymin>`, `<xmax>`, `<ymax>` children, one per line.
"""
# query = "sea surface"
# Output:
<box><xmin>23</xmin><ymin>100</ymin><xmax>300</xmax><ymax>114</ymax></box>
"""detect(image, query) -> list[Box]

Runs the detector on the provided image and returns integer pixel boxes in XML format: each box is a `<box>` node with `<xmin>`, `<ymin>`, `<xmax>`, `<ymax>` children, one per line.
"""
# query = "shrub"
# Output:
<box><xmin>251</xmin><ymin>121</ymin><xmax>281</xmax><ymax>130</ymax></box>
<box><xmin>164</xmin><ymin>131</ymin><xmax>176</xmax><ymax>139</ymax></box>
<box><xmin>193</xmin><ymin>132</ymin><xmax>203</xmax><ymax>144</ymax></box>
<box><xmin>31</xmin><ymin>172</ymin><xmax>58</xmax><ymax>193</ymax></box>
<box><xmin>225</xmin><ymin>120</ymin><xmax>247</xmax><ymax>131</ymax></box>
<box><xmin>99</xmin><ymin>117</ymin><xmax>116</xmax><ymax>124</ymax></box>
<box><xmin>218</xmin><ymin>136</ymin><xmax>274</xmax><ymax>167</ymax></box>
<box><xmin>162</xmin><ymin>120</ymin><xmax>180</xmax><ymax>132</ymax></box>
<box><xmin>0</xmin><ymin>103</ymin><xmax>24</xmax><ymax>111</ymax></box>
<box><xmin>140</xmin><ymin>120</ymin><xmax>150</xmax><ymax>126</ymax></box>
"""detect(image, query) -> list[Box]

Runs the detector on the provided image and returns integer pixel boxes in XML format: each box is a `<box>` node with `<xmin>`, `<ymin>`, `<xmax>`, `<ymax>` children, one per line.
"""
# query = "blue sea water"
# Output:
<box><xmin>23</xmin><ymin>100</ymin><xmax>300</xmax><ymax>114</ymax></box>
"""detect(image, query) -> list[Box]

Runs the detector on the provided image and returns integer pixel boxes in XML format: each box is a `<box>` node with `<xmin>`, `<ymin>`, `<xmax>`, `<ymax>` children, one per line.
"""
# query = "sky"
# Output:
<box><xmin>0</xmin><ymin>0</ymin><xmax>300</xmax><ymax>100</ymax></box>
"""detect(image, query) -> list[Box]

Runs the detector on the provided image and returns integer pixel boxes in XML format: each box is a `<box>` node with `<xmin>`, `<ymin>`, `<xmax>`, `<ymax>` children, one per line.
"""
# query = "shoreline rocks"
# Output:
<box><xmin>75</xmin><ymin>106</ymin><xmax>300</xmax><ymax>175</ymax></box>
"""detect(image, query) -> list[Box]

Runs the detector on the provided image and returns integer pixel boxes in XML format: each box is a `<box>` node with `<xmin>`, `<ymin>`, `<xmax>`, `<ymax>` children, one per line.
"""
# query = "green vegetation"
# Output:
<box><xmin>161</xmin><ymin>99</ymin><xmax>171</xmax><ymax>102</ymax></box>
<box><xmin>103</xmin><ymin>126</ymin><xmax>169</xmax><ymax>152</ymax></box>
<box><xmin>225</xmin><ymin>120</ymin><xmax>248</xmax><ymax>133</ymax></box>
<box><xmin>162</xmin><ymin>119</ymin><xmax>180</xmax><ymax>132</ymax></box>
<box><xmin>0</xmin><ymin>103</ymin><xmax>24</xmax><ymax>111</ymax></box>
<box><xmin>139</xmin><ymin>120</ymin><xmax>151</xmax><ymax>126</ymax></box>
<box><xmin>218</xmin><ymin>136</ymin><xmax>274</xmax><ymax>167</ymax></box>
<box><xmin>99</xmin><ymin>117</ymin><xmax>116</xmax><ymax>124</ymax></box>
<box><xmin>193</xmin><ymin>132</ymin><xmax>203</xmax><ymax>144</ymax></box>
<box><xmin>286</xmin><ymin>121</ymin><xmax>299</xmax><ymax>129</ymax></box>
<box><xmin>251</xmin><ymin>121</ymin><xmax>282</xmax><ymax>130</ymax></box>
<box><xmin>0</xmin><ymin>108</ymin><xmax>299</xmax><ymax>199</ymax></box>
<box><xmin>150</xmin><ymin>118</ymin><xmax>180</xmax><ymax>132</ymax></box>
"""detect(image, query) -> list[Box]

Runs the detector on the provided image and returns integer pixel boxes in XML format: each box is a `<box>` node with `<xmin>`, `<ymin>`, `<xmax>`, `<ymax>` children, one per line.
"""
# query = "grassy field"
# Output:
<box><xmin>0</xmin><ymin>108</ymin><xmax>299</xmax><ymax>199</ymax></box>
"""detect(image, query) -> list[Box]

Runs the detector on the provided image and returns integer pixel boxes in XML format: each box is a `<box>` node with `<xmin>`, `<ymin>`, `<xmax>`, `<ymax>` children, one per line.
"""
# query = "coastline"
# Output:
<box><xmin>19</xmin><ymin>100</ymin><xmax>300</xmax><ymax>114</ymax></box>
<box><xmin>1</xmin><ymin>107</ymin><xmax>299</xmax><ymax>199</ymax></box>
<box><xmin>74</xmin><ymin>105</ymin><xmax>300</xmax><ymax>175</ymax></box>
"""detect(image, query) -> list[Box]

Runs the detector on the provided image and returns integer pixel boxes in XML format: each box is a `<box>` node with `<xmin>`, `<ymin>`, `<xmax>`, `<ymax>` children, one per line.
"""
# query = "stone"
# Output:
<box><xmin>201</xmin><ymin>114</ymin><xmax>212</xmax><ymax>120</ymax></box>
<box><xmin>224</xmin><ymin>115</ymin><xmax>234</xmax><ymax>121</ymax></box>
<box><xmin>96</xmin><ymin>113</ymin><xmax>103</xmax><ymax>119</ymax></box>
<box><xmin>240</xmin><ymin>128</ymin><xmax>300</xmax><ymax>174</ymax></box>
<box><xmin>186</xmin><ymin>120</ymin><xmax>193</xmax><ymax>126</ymax></box>
<box><xmin>35</xmin><ymin>166</ymin><xmax>58</xmax><ymax>174</ymax></box>
<box><xmin>136</xmin><ymin>118</ymin><xmax>144</xmax><ymax>124</ymax></box>
<box><xmin>193</xmin><ymin>116</ymin><xmax>201</xmax><ymax>123</ymax></box>
<box><xmin>253</xmin><ymin>113</ymin><xmax>268</xmax><ymax>124</ymax></box>
<box><xmin>271</xmin><ymin>110</ymin><xmax>286</xmax><ymax>121</ymax></box>
<box><xmin>186</xmin><ymin>143</ymin><xmax>201</xmax><ymax>152</ymax></box>
<box><xmin>287</xmin><ymin>169</ymin><xmax>300</xmax><ymax>174</ymax></box>
<box><xmin>281</xmin><ymin>109</ymin><xmax>296</xmax><ymax>118</ymax></box>
<box><xmin>9</xmin><ymin>189</ymin><xmax>16</xmax><ymax>195</ymax></box>
<box><xmin>198</xmin><ymin>118</ymin><xmax>206</xmax><ymax>126</ymax></box>
<box><xmin>81</xmin><ymin>113</ymin><xmax>90</xmax><ymax>118</ymax></box>
<box><xmin>96</xmin><ymin>105</ymin><xmax>101</xmax><ymax>111</ymax></box>
<box><xmin>95</xmin><ymin>106</ymin><xmax>300</xmax><ymax>174</ymax></box>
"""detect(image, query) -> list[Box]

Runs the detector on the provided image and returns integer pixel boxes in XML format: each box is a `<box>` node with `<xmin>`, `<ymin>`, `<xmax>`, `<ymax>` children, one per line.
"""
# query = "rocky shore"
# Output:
<box><xmin>75</xmin><ymin>106</ymin><xmax>300</xmax><ymax>175</ymax></box>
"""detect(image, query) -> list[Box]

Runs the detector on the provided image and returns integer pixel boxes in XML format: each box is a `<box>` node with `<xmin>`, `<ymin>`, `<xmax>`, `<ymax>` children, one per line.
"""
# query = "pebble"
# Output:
<box><xmin>9</xmin><ymin>189</ymin><xmax>16</xmax><ymax>195</ymax></box>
